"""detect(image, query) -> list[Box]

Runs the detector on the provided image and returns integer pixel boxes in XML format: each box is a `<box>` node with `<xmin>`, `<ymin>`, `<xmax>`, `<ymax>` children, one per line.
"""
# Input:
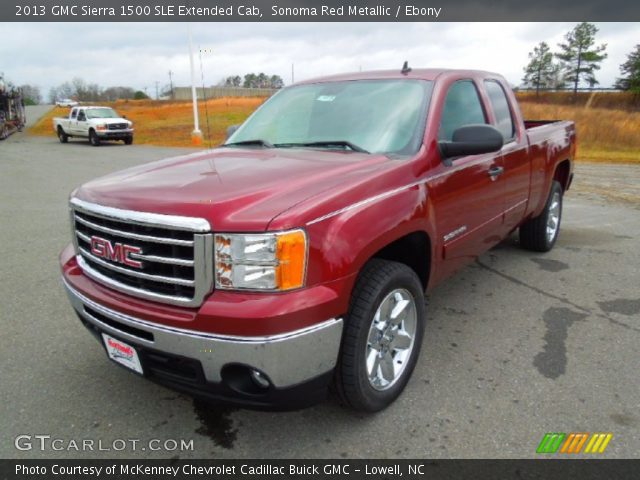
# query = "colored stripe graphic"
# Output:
<box><xmin>584</xmin><ymin>433</ymin><xmax>613</xmax><ymax>453</ymax></box>
<box><xmin>537</xmin><ymin>433</ymin><xmax>566</xmax><ymax>453</ymax></box>
<box><xmin>560</xmin><ymin>433</ymin><xmax>589</xmax><ymax>453</ymax></box>
<box><xmin>538</xmin><ymin>433</ymin><xmax>613</xmax><ymax>454</ymax></box>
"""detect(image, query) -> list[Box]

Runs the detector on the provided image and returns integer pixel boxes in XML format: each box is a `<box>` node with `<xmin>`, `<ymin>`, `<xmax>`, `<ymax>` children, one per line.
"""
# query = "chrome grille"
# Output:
<box><xmin>70</xmin><ymin>198</ymin><xmax>213</xmax><ymax>307</ymax></box>
<box><xmin>108</xmin><ymin>123</ymin><xmax>128</xmax><ymax>130</ymax></box>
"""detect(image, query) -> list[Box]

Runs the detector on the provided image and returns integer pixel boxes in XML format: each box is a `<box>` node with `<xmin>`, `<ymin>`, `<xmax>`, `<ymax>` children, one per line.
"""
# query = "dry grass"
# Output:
<box><xmin>516</xmin><ymin>91</ymin><xmax>640</xmax><ymax>111</ymax></box>
<box><xmin>30</xmin><ymin>97</ymin><xmax>266</xmax><ymax>148</ymax></box>
<box><xmin>31</xmin><ymin>95</ymin><xmax>639</xmax><ymax>163</ymax></box>
<box><xmin>518</xmin><ymin>101</ymin><xmax>640</xmax><ymax>163</ymax></box>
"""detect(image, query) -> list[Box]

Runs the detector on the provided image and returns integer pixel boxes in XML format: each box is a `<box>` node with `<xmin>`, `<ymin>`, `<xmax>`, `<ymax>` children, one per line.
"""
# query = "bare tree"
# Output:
<box><xmin>19</xmin><ymin>84</ymin><xmax>42</xmax><ymax>104</ymax></box>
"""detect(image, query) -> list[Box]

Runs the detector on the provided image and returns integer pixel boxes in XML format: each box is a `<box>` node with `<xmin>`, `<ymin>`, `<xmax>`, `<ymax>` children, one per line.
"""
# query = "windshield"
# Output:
<box><xmin>86</xmin><ymin>108</ymin><xmax>119</xmax><ymax>119</ymax></box>
<box><xmin>227</xmin><ymin>79</ymin><xmax>433</xmax><ymax>155</ymax></box>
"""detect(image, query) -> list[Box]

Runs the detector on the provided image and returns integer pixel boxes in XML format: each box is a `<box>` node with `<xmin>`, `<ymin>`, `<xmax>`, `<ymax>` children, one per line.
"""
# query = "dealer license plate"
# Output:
<box><xmin>101</xmin><ymin>333</ymin><xmax>143</xmax><ymax>374</ymax></box>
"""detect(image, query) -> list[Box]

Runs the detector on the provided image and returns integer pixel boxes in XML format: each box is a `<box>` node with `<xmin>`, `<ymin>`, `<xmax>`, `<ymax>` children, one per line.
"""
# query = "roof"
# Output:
<box><xmin>76</xmin><ymin>106</ymin><xmax>115</xmax><ymax>109</ymax></box>
<box><xmin>296</xmin><ymin>68</ymin><xmax>501</xmax><ymax>85</ymax></box>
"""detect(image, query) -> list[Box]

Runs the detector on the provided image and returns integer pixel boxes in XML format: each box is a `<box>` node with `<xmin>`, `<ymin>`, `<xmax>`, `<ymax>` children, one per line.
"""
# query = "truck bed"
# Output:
<box><xmin>524</xmin><ymin>119</ymin><xmax>565</xmax><ymax>130</ymax></box>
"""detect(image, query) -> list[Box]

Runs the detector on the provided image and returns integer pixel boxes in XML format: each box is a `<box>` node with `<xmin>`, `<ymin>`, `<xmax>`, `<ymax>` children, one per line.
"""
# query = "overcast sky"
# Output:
<box><xmin>1</xmin><ymin>22</ymin><xmax>637</xmax><ymax>99</ymax></box>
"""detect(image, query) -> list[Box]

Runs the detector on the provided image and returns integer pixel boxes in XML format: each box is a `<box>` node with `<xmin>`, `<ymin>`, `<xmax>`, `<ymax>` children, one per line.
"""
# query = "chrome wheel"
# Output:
<box><xmin>366</xmin><ymin>288</ymin><xmax>417</xmax><ymax>391</ymax></box>
<box><xmin>546</xmin><ymin>191</ymin><xmax>561</xmax><ymax>243</ymax></box>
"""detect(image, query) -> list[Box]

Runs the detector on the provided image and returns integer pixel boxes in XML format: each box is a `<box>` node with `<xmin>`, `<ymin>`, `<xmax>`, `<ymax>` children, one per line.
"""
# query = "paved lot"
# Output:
<box><xmin>1</xmin><ymin>108</ymin><xmax>639</xmax><ymax>458</ymax></box>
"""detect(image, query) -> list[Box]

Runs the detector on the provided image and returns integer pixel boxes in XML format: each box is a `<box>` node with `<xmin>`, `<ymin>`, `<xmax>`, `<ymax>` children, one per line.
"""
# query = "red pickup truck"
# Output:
<box><xmin>60</xmin><ymin>68</ymin><xmax>575</xmax><ymax>412</ymax></box>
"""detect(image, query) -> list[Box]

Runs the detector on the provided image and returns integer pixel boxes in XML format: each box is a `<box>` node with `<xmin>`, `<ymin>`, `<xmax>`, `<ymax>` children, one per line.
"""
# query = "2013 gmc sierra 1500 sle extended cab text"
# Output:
<box><xmin>60</xmin><ymin>68</ymin><xmax>575</xmax><ymax>412</ymax></box>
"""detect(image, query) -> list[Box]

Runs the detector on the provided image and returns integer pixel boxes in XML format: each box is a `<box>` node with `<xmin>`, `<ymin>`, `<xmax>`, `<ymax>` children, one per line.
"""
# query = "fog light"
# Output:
<box><xmin>250</xmin><ymin>369</ymin><xmax>271</xmax><ymax>389</ymax></box>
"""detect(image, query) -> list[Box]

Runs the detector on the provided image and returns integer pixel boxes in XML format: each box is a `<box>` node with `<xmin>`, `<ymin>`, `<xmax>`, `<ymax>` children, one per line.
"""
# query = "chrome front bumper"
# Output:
<box><xmin>96</xmin><ymin>129</ymin><xmax>133</xmax><ymax>137</ymax></box>
<box><xmin>63</xmin><ymin>280</ymin><xmax>343</xmax><ymax>388</ymax></box>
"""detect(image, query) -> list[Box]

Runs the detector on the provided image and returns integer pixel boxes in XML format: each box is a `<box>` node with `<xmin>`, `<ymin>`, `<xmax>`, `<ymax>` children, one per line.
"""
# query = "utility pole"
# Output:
<box><xmin>168</xmin><ymin>70</ymin><xmax>174</xmax><ymax>99</ymax></box>
<box><xmin>154</xmin><ymin>81</ymin><xmax>159</xmax><ymax>100</ymax></box>
<box><xmin>291</xmin><ymin>63</ymin><xmax>294</xmax><ymax>84</ymax></box>
<box><xmin>187</xmin><ymin>24</ymin><xmax>202</xmax><ymax>145</ymax></box>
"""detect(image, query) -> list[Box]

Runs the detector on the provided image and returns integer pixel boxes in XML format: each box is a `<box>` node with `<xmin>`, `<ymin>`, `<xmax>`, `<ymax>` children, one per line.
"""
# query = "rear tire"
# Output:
<box><xmin>334</xmin><ymin>259</ymin><xmax>425</xmax><ymax>412</ymax></box>
<box><xmin>519</xmin><ymin>180</ymin><xmax>563</xmax><ymax>252</ymax></box>
<box><xmin>89</xmin><ymin>129</ymin><xmax>100</xmax><ymax>146</ymax></box>
<box><xmin>57</xmin><ymin>126</ymin><xmax>68</xmax><ymax>143</ymax></box>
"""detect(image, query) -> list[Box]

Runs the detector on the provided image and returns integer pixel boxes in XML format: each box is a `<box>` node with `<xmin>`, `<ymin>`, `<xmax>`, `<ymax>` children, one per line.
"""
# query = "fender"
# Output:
<box><xmin>303</xmin><ymin>180</ymin><xmax>436</xmax><ymax>291</ymax></box>
<box><xmin>530</xmin><ymin>122</ymin><xmax>575</xmax><ymax>218</ymax></box>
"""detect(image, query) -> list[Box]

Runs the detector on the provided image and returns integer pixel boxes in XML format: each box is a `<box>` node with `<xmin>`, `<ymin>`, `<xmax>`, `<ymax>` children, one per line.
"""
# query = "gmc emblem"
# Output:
<box><xmin>90</xmin><ymin>236</ymin><xmax>142</xmax><ymax>269</ymax></box>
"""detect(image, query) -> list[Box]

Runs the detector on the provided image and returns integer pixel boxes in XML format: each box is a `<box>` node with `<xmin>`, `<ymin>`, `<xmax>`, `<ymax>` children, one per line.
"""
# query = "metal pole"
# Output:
<box><xmin>188</xmin><ymin>24</ymin><xmax>202</xmax><ymax>145</ymax></box>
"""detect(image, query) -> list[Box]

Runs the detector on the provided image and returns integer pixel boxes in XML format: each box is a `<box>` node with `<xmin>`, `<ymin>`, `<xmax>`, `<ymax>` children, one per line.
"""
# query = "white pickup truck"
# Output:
<box><xmin>53</xmin><ymin>106</ymin><xmax>133</xmax><ymax>146</ymax></box>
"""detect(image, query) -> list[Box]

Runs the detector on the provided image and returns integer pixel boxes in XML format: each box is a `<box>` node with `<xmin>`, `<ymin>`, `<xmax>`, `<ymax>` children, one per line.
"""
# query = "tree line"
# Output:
<box><xmin>219</xmin><ymin>73</ymin><xmax>284</xmax><ymax>89</ymax></box>
<box><xmin>47</xmin><ymin>78</ymin><xmax>149</xmax><ymax>103</ymax></box>
<box><xmin>522</xmin><ymin>22</ymin><xmax>640</xmax><ymax>93</ymax></box>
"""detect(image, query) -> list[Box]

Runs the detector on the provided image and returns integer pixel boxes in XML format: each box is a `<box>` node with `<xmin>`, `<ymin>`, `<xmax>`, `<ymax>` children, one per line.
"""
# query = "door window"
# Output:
<box><xmin>70</xmin><ymin>109</ymin><xmax>77</xmax><ymax>119</ymax></box>
<box><xmin>484</xmin><ymin>80</ymin><xmax>515</xmax><ymax>141</ymax></box>
<box><xmin>439</xmin><ymin>81</ymin><xmax>487</xmax><ymax>141</ymax></box>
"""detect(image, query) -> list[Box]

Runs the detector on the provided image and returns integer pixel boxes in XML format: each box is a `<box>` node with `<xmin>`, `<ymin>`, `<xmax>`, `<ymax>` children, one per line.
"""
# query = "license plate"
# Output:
<box><xmin>102</xmin><ymin>333</ymin><xmax>143</xmax><ymax>374</ymax></box>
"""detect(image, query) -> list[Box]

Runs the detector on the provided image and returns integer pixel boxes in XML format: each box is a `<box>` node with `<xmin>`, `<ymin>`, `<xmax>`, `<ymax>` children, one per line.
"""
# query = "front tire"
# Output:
<box><xmin>89</xmin><ymin>129</ymin><xmax>101</xmax><ymax>146</ymax></box>
<box><xmin>124</xmin><ymin>136</ymin><xmax>133</xmax><ymax>145</ymax></box>
<box><xmin>57</xmin><ymin>126</ymin><xmax>68</xmax><ymax>143</ymax></box>
<box><xmin>334</xmin><ymin>259</ymin><xmax>425</xmax><ymax>412</ymax></box>
<box><xmin>520</xmin><ymin>180</ymin><xmax>563</xmax><ymax>252</ymax></box>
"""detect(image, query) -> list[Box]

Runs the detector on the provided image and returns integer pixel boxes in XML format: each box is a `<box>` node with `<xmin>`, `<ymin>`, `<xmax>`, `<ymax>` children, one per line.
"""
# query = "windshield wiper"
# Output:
<box><xmin>224</xmin><ymin>139</ymin><xmax>274</xmax><ymax>148</ymax></box>
<box><xmin>275</xmin><ymin>141</ymin><xmax>369</xmax><ymax>154</ymax></box>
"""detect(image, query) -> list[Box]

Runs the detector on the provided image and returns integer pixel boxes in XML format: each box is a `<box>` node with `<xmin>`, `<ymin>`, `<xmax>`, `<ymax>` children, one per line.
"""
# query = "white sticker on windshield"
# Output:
<box><xmin>316</xmin><ymin>95</ymin><xmax>336</xmax><ymax>102</ymax></box>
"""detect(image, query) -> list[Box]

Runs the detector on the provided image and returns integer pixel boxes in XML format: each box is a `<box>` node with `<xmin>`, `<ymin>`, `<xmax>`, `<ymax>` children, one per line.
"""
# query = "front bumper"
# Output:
<box><xmin>63</xmin><ymin>279</ymin><xmax>343</xmax><ymax>408</ymax></box>
<box><xmin>96</xmin><ymin>129</ymin><xmax>133</xmax><ymax>138</ymax></box>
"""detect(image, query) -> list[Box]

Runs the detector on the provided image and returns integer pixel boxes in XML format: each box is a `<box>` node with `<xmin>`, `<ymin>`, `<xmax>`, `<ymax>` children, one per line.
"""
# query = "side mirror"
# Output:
<box><xmin>438</xmin><ymin>124</ymin><xmax>503</xmax><ymax>162</ymax></box>
<box><xmin>122</xmin><ymin>115</ymin><xmax>127</xmax><ymax>119</ymax></box>
<box><xmin>226</xmin><ymin>124</ymin><xmax>239</xmax><ymax>140</ymax></box>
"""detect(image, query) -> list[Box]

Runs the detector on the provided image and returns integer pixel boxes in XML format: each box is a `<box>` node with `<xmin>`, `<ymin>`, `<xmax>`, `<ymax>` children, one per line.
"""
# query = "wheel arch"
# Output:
<box><xmin>369</xmin><ymin>231</ymin><xmax>432</xmax><ymax>290</ymax></box>
<box><xmin>554</xmin><ymin>159</ymin><xmax>572</xmax><ymax>192</ymax></box>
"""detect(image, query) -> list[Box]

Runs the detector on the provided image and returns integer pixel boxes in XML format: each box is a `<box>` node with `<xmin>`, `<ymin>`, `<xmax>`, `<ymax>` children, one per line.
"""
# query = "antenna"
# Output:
<box><xmin>401</xmin><ymin>61</ymin><xmax>412</xmax><ymax>75</ymax></box>
<box><xmin>198</xmin><ymin>46</ymin><xmax>213</xmax><ymax>150</ymax></box>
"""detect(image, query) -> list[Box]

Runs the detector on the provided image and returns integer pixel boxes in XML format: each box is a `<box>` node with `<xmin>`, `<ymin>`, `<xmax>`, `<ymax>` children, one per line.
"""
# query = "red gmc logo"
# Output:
<box><xmin>90</xmin><ymin>236</ymin><xmax>142</xmax><ymax>269</ymax></box>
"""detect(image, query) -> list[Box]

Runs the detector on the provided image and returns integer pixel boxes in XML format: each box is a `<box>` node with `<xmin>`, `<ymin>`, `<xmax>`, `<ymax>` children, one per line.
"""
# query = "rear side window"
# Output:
<box><xmin>484</xmin><ymin>80</ymin><xmax>515</xmax><ymax>141</ymax></box>
<box><xmin>439</xmin><ymin>80</ymin><xmax>486</xmax><ymax>141</ymax></box>
<box><xmin>70</xmin><ymin>109</ymin><xmax>77</xmax><ymax>119</ymax></box>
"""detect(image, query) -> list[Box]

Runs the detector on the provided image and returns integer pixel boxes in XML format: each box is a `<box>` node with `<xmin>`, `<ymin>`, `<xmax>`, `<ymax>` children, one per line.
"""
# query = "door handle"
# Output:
<box><xmin>488</xmin><ymin>166</ymin><xmax>504</xmax><ymax>178</ymax></box>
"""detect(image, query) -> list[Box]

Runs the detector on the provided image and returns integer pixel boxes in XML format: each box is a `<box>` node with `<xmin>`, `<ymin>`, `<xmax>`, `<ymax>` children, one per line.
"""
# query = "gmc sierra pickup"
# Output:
<box><xmin>60</xmin><ymin>68</ymin><xmax>575</xmax><ymax>412</ymax></box>
<box><xmin>53</xmin><ymin>106</ymin><xmax>133</xmax><ymax>146</ymax></box>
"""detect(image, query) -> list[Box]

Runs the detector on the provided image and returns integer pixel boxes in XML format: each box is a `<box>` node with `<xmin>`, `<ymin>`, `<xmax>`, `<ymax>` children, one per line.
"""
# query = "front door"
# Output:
<box><xmin>428</xmin><ymin>80</ymin><xmax>505</xmax><ymax>280</ymax></box>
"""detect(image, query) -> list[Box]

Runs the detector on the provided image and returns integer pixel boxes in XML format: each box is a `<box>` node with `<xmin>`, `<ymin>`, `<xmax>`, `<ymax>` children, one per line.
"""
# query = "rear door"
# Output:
<box><xmin>75</xmin><ymin>108</ymin><xmax>88</xmax><ymax>137</ymax></box>
<box><xmin>482</xmin><ymin>79</ymin><xmax>530</xmax><ymax>233</ymax></box>
<box><xmin>428</xmin><ymin>79</ymin><xmax>505</xmax><ymax>277</ymax></box>
<box><xmin>66</xmin><ymin>108</ymin><xmax>78</xmax><ymax>133</ymax></box>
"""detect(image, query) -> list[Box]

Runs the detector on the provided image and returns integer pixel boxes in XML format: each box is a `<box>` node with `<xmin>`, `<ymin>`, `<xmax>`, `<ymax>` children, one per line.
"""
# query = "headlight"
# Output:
<box><xmin>96</xmin><ymin>124</ymin><xmax>107</xmax><ymax>131</ymax></box>
<box><xmin>128</xmin><ymin>121</ymin><xmax>134</xmax><ymax>129</ymax></box>
<box><xmin>215</xmin><ymin>230</ymin><xmax>307</xmax><ymax>291</ymax></box>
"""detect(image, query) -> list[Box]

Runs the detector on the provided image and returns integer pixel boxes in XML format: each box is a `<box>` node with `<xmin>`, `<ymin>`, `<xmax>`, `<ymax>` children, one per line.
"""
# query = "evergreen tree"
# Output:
<box><xmin>522</xmin><ymin>42</ymin><xmax>556</xmax><ymax>94</ymax></box>
<box><xmin>615</xmin><ymin>44</ymin><xmax>640</xmax><ymax>92</ymax></box>
<box><xmin>555</xmin><ymin>22</ymin><xmax>607</xmax><ymax>95</ymax></box>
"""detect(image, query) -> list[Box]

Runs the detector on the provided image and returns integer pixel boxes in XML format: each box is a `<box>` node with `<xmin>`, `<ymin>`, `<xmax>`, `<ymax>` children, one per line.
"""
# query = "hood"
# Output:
<box><xmin>101</xmin><ymin>117</ymin><xmax>130</xmax><ymax>124</ymax></box>
<box><xmin>75</xmin><ymin>147</ymin><xmax>391</xmax><ymax>231</ymax></box>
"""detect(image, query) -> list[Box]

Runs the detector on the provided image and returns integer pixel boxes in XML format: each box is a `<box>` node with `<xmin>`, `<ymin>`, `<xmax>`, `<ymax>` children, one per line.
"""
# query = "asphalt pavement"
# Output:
<box><xmin>1</xmin><ymin>106</ymin><xmax>638</xmax><ymax>459</ymax></box>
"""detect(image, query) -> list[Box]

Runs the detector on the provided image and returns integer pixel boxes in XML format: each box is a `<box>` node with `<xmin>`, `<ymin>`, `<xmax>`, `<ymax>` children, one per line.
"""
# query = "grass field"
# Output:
<box><xmin>30</xmin><ymin>96</ymin><xmax>639</xmax><ymax>163</ymax></box>
<box><xmin>518</xmin><ymin>101</ymin><xmax>640</xmax><ymax>163</ymax></box>
<box><xmin>30</xmin><ymin>98</ymin><xmax>266</xmax><ymax>148</ymax></box>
